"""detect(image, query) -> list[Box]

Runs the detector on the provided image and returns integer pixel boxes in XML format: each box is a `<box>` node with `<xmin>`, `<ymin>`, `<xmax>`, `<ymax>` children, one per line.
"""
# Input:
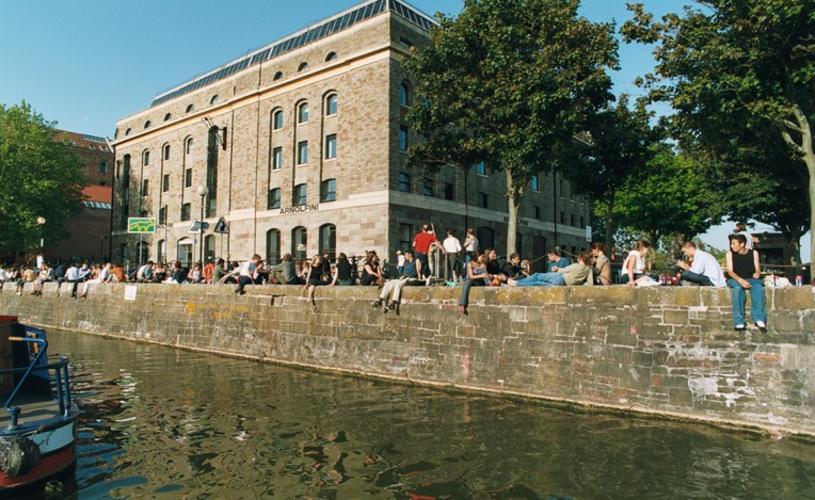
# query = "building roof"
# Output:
<box><xmin>82</xmin><ymin>185</ymin><xmax>113</xmax><ymax>204</ymax></box>
<box><xmin>54</xmin><ymin>129</ymin><xmax>110</xmax><ymax>151</ymax></box>
<box><xmin>150</xmin><ymin>0</ymin><xmax>437</xmax><ymax>108</ymax></box>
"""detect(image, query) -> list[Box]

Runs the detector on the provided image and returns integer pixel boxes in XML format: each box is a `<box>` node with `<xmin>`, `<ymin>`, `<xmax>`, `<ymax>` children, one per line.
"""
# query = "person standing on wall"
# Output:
<box><xmin>412</xmin><ymin>224</ymin><xmax>436</xmax><ymax>278</ymax></box>
<box><xmin>725</xmin><ymin>234</ymin><xmax>767</xmax><ymax>332</ymax></box>
<box><xmin>463</xmin><ymin>228</ymin><xmax>479</xmax><ymax>264</ymax></box>
<box><xmin>442</xmin><ymin>228</ymin><xmax>463</xmax><ymax>282</ymax></box>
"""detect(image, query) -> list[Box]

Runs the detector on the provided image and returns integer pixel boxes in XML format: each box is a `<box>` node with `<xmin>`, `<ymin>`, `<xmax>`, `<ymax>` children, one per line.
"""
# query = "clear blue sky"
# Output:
<box><xmin>0</xmin><ymin>0</ymin><xmax>807</xmax><ymax>257</ymax></box>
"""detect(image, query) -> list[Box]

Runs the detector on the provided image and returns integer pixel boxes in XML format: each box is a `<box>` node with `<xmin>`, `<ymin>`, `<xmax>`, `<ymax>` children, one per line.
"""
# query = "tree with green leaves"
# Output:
<box><xmin>623</xmin><ymin>0</ymin><xmax>815</xmax><ymax>266</ymax></box>
<box><xmin>405</xmin><ymin>0</ymin><xmax>618</xmax><ymax>256</ymax></box>
<box><xmin>566</xmin><ymin>94</ymin><xmax>660</xmax><ymax>250</ymax></box>
<box><xmin>0</xmin><ymin>102</ymin><xmax>85</xmax><ymax>255</ymax></box>
<box><xmin>613</xmin><ymin>147</ymin><xmax>719</xmax><ymax>247</ymax></box>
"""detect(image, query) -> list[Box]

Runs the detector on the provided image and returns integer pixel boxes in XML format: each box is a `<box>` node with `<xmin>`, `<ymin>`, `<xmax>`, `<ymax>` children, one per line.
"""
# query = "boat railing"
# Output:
<box><xmin>0</xmin><ymin>335</ymin><xmax>72</xmax><ymax>428</ymax></box>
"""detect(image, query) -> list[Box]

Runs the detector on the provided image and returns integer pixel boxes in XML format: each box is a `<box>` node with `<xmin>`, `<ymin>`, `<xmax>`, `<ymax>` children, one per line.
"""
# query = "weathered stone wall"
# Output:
<box><xmin>2</xmin><ymin>283</ymin><xmax>813</xmax><ymax>437</ymax></box>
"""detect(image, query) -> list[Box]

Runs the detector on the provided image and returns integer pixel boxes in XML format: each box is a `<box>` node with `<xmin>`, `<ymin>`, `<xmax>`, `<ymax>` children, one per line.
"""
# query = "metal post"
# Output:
<box><xmin>199</xmin><ymin>194</ymin><xmax>205</xmax><ymax>265</ymax></box>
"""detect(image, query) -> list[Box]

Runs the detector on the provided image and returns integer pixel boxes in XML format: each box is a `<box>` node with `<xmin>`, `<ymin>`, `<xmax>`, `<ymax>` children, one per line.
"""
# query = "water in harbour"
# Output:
<box><xmin>34</xmin><ymin>331</ymin><xmax>815</xmax><ymax>498</ymax></box>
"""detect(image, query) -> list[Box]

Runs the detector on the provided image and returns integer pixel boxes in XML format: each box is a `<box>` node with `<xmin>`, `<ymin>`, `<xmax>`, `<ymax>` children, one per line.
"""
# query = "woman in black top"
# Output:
<box><xmin>304</xmin><ymin>255</ymin><xmax>327</xmax><ymax>305</ymax></box>
<box><xmin>332</xmin><ymin>253</ymin><xmax>354</xmax><ymax>286</ymax></box>
<box><xmin>360</xmin><ymin>252</ymin><xmax>383</xmax><ymax>286</ymax></box>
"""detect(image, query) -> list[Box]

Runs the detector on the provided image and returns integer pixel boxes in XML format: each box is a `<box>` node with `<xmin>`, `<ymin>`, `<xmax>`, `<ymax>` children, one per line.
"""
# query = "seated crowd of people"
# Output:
<box><xmin>0</xmin><ymin>224</ymin><xmax>775</xmax><ymax>331</ymax></box>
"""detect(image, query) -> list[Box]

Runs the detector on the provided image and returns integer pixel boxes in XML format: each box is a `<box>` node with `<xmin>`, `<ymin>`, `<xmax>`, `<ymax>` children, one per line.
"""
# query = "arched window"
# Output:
<box><xmin>298</xmin><ymin>102</ymin><xmax>309</xmax><ymax>124</ymax></box>
<box><xmin>210</xmin><ymin>94</ymin><xmax>220</xmax><ymax>105</ymax></box>
<box><xmin>266</xmin><ymin>229</ymin><xmax>281</xmax><ymax>265</ymax></box>
<box><xmin>272</xmin><ymin>109</ymin><xmax>284</xmax><ymax>130</ymax></box>
<box><xmin>204</xmin><ymin>234</ymin><xmax>215</xmax><ymax>262</ymax></box>
<box><xmin>177</xmin><ymin>238</ymin><xmax>193</xmax><ymax>267</ymax></box>
<box><xmin>185</xmin><ymin>137</ymin><xmax>193</xmax><ymax>155</ymax></box>
<box><xmin>163</xmin><ymin>144</ymin><xmax>171</xmax><ymax>161</ymax></box>
<box><xmin>273</xmin><ymin>71</ymin><xmax>283</xmax><ymax>81</ymax></box>
<box><xmin>142</xmin><ymin>150</ymin><xmax>150</xmax><ymax>166</ymax></box>
<box><xmin>293</xmin><ymin>183</ymin><xmax>307</xmax><ymax>206</ymax></box>
<box><xmin>144</xmin><ymin>120</ymin><xmax>152</xmax><ymax>129</ymax></box>
<box><xmin>399</xmin><ymin>81</ymin><xmax>410</xmax><ymax>106</ymax></box>
<box><xmin>325</xmin><ymin>94</ymin><xmax>338</xmax><ymax>115</ymax></box>
<box><xmin>157</xmin><ymin>239</ymin><xmax>166</xmax><ymax>263</ymax></box>
<box><xmin>185</xmin><ymin>104</ymin><xmax>194</xmax><ymax>113</ymax></box>
<box><xmin>325</xmin><ymin>51</ymin><xmax>337</xmax><ymax>62</ymax></box>
<box><xmin>320</xmin><ymin>178</ymin><xmax>336</xmax><ymax>202</ymax></box>
<box><xmin>99</xmin><ymin>160</ymin><xmax>109</xmax><ymax>174</ymax></box>
<box><xmin>114</xmin><ymin>128</ymin><xmax>119</xmax><ymax>139</ymax></box>
<box><xmin>297</xmin><ymin>61</ymin><xmax>309</xmax><ymax>72</ymax></box>
<box><xmin>164</xmin><ymin>113</ymin><xmax>172</xmax><ymax>121</ymax></box>
<box><xmin>291</xmin><ymin>226</ymin><xmax>307</xmax><ymax>260</ymax></box>
<box><xmin>476</xmin><ymin>227</ymin><xmax>495</xmax><ymax>250</ymax></box>
<box><xmin>125</xmin><ymin>128</ymin><xmax>132</xmax><ymax>136</ymax></box>
<box><xmin>319</xmin><ymin>224</ymin><xmax>336</xmax><ymax>261</ymax></box>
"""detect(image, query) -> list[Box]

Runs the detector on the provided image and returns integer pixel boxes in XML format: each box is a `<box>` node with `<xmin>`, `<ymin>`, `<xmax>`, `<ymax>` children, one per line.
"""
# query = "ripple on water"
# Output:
<box><xmin>33</xmin><ymin>330</ymin><xmax>815</xmax><ymax>499</ymax></box>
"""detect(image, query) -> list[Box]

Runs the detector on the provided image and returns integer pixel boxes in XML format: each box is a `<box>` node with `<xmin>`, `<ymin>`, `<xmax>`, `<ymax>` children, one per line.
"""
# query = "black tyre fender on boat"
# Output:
<box><xmin>0</xmin><ymin>435</ymin><xmax>41</xmax><ymax>476</ymax></box>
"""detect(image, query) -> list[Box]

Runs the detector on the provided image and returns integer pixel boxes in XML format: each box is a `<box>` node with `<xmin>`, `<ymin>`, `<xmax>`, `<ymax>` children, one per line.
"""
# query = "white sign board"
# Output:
<box><xmin>124</xmin><ymin>285</ymin><xmax>138</xmax><ymax>302</ymax></box>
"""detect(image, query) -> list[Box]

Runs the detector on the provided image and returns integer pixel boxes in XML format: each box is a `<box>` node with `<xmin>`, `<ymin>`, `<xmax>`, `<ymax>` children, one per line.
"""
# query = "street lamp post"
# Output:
<box><xmin>36</xmin><ymin>216</ymin><xmax>46</xmax><ymax>265</ymax></box>
<box><xmin>197</xmin><ymin>185</ymin><xmax>208</xmax><ymax>265</ymax></box>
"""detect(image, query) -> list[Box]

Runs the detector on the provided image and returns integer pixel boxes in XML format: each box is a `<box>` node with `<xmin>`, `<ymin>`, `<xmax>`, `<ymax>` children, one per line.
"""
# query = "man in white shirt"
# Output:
<box><xmin>221</xmin><ymin>255</ymin><xmax>261</xmax><ymax>295</ymax></box>
<box><xmin>676</xmin><ymin>241</ymin><xmax>726</xmax><ymax>287</ymax></box>
<box><xmin>441</xmin><ymin>229</ymin><xmax>463</xmax><ymax>282</ymax></box>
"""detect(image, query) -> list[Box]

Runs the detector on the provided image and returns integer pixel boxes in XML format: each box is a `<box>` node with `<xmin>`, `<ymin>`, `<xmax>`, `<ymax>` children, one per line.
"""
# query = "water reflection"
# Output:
<box><xmin>29</xmin><ymin>332</ymin><xmax>814</xmax><ymax>498</ymax></box>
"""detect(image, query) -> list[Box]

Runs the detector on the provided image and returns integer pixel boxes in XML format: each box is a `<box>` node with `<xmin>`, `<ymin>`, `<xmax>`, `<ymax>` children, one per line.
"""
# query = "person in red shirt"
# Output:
<box><xmin>412</xmin><ymin>224</ymin><xmax>436</xmax><ymax>278</ymax></box>
<box><xmin>203</xmin><ymin>258</ymin><xmax>215</xmax><ymax>284</ymax></box>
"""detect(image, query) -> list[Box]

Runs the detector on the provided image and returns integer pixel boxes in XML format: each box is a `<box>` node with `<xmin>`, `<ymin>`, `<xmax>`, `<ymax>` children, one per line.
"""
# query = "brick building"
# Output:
<box><xmin>46</xmin><ymin>130</ymin><xmax>113</xmax><ymax>263</ymax></box>
<box><xmin>110</xmin><ymin>0</ymin><xmax>590</xmax><ymax>269</ymax></box>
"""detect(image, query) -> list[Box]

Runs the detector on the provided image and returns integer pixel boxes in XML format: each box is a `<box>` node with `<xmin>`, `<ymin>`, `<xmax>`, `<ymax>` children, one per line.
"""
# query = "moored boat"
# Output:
<box><xmin>0</xmin><ymin>316</ymin><xmax>78</xmax><ymax>493</ymax></box>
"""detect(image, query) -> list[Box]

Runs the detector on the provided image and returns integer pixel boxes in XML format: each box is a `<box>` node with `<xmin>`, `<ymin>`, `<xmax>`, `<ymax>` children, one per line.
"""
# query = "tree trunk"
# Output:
<box><xmin>604</xmin><ymin>194</ymin><xmax>615</xmax><ymax>251</ymax></box>
<box><xmin>780</xmin><ymin>104</ymin><xmax>814</xmax><ymax>278</ymax></box>
<box><xmin>505</xmin><ymin>170</ymin><xmax>521</xmax><ymax>257</ymax></box>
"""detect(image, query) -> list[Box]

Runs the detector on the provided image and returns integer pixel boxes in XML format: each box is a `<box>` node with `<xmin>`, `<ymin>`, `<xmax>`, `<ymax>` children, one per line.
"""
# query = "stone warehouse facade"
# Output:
<box><xmin>111</xmin><ymin>0</ymin><xmax>590</xmax><ymax>267</ymax></box>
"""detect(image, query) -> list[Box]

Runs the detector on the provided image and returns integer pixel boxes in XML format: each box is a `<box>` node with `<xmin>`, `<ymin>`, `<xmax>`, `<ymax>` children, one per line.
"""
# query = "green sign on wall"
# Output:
<box><xmin>127</xmin><ymin>217</ymin><xmax>156</xmax><ymax>234</ymax></box>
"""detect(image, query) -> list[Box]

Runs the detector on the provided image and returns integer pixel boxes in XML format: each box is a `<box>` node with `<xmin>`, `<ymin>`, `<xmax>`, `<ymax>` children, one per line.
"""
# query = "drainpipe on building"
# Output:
<box><xmin>106</xmin><ymin>138</ymin><xmax>116</xmax><ymax>263</ymax></box>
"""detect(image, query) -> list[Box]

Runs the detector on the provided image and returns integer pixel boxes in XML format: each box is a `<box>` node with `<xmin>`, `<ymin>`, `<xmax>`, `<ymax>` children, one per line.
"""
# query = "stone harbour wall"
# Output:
<box><xmin>1</xmin><ymin>283</ymin><xmax>814</xmax><ymax>438</ymax></box>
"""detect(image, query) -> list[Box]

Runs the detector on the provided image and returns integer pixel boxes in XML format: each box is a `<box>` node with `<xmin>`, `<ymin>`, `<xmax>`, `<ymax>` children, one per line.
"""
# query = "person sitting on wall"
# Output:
<box><xmin>331</xmin><ymin>253</ymin><xmax>354</xmax><ymax>286</ymax></box>
<box><xmin>484</xmin><ymin>248</ymin><xmax>505</xmax><ymax>286</ymax></box>
<box><xmin>153</xmin><ymin>262</ymin><xmax>168</xmax><ymax>282</ymax></box>
<box><xmin>590</xmin><ymin>242</ymin><xmax>612</xmax><ymax>285</ymax></box>
<box><xmin>621</xmin><ymin>240</ymin><xmax>652</xmax><ymax>286</ymax></box>
<box><xmin>303</xmin><ymin>255</ymin><xmax>329</xmax><ymax>304</ymax></box>
<box><xmin>501</xmin><ymin>253</ymin><xmax>526</xmax><ymax>281</ymax></box>
<box><xmin>725</xmin><ymin>234</ymin><xmax>767</xmax><ymax>332</ymax></box>
<box><xmin>211</xmin><ymin>258</ymin><xmax>225</xmax><ymax>284</ymax></box>
<box><xmin>221</xmin><ymin>255</ymin><xmax>260</xmax><ymax>295</ymax></box>
<box><xmin>31</xmin><ymin>263</ymin><xmax>50</xmax><ymax>296</ymax></box>
<box><xmin>136</xmin><ymin>261</ymin><xmax>155</xmax><ymax>283</ymax></box>
<box><xmin>16</xmin><ymin>265</ymin><xmax>36</xmax><ymax>296</ymax></box>
<box><xmin>360</xmin><ymin>251</ymin><xmax>384</xmax><ymax>286</ymax></box>
<box><xmin>675</xmin><ymin>241</ymin><xmax>726</xmax><ymax>287</ymax></box>
<box><xmin>268</xmin><ymin>254</ymin><xmax>303</xmax><ymax>285</ymax></box>
<box><xmin>508</xmin><ymin>252</ymin><xmax>593</xmax><ymax>287</ymax></box>
<box><xmin>546</xmin><ymin>248</ymin><xmax>572</xmax><ymax>272</ymax></box>
<box><xmin>371</xmin><ymin>249</ymin><xmax>424</xmax><ymax>312</ymax></box>
<box><xmin>458</xmin><ymin>253</ymin><xmax>492</xmax><ymax>315</ymax></box>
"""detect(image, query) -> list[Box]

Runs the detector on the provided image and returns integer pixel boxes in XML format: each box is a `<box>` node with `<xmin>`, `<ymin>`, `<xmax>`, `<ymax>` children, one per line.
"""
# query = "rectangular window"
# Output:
<box><xmin>476</xmin><ymin>162</ymin><xmax>487</xmax><ymax>176</ymax></box>
<box><xmin>141</xmin><ymin>179</ymin><xmax>149</xmax><ymax>197</ymax></box>
<box><xmin>162</xmin><ymin>174</ymin><xmax>169</xmax><ymax>192</ymax></box>
<box><xmin>298</xmin><ymin>141</ymin><xmax>308</xmax><ymax>164</ymax></box>
<box><xmin>580</xmin><ymin>216</ymin><xmax>585</xmax><ymax>228</ymax></box>
<box><xmin>570</xmin><ymin>214</ymin><xmax>576</xmax><ymax>227</ymax></box>
<box><xmin>272</xmin><ymin>147</ymin><xmax>283</xmax><ymax>170</ymax></box>
<box><xmin>325</xmin><ymin>134</ymin><xmax>337</xmax><ymax>160</ymax></box>
<box><xmin>560</xmin><ymin>211</ymin><xmax>565</xmax><ymax>224</ymax></box>
<box><xmin>181</xmin><ymin>203</ymin><xmax>191</xmax><ymax>221</ymax></box>
<box><xmin>398</xmin><ymin>172</ymin><xmax>411</xmax><ymax>192</ymax></box>
<box><xmin>399</xmin><ymin>126</ymin><xmax>409</xmax><ymax>152</ymax></box>
<box><xmin>185</xmin><ymin>168</ymin><xmax>192</xmax><ymax>188</ymax></box>
<box><xmin>399</xmin><ymin>223</ymin><xmax>412</xmax><ymax>252</ymax></box>
<box><xmin>294</xmin><ymin>184</ymin><xmax>307</xmax><ymax>205</ymax></box>
<box><xmin>478</xmin><ymin>192</ymin><xmax>488</xmax><ymax>208</ymax></box>
<box><xmin>159</xmin><ymin>205</ymin><xmax>167</xmax><ymax>225</ymax></box>
<box><xmin>422</xmin><ymin>179</ymin><xmax>433</xmax><ymax>197</ymax></box>
<box><xmin>533</xmin><ymin>205</ymin><xmax>541</xmax><ymax>220</ymax></box>
<box><xmin>321</xmin><ymin>179</ymin><xmax>337</xmax><ymax>202</ymax></box>
<box><xmin>444</xmin><ymin>182</ymin><xmax>454</xmax><ymax>201</ymax></box>
<box><xmin>531</xmin><ymin>174</ymin><xmax>540</xmax><ymax>192</ymax></box>
<box><xmin>267</xmin><ymin>188</ymin><xmax>281</xmax><ymax>209</ymax></box>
